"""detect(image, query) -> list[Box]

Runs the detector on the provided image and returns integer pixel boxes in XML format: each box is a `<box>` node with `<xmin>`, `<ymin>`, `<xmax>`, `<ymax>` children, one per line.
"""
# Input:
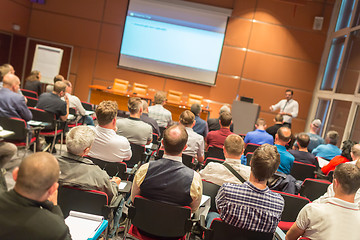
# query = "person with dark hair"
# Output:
<box><xmin>289</xmin><ymin>133</ymin><xmax>319</xmax><ymax>168</ymax></box>
<box><xmin>24</xmin><ymin>70</ymin><xmax>42</xmax><ymax>96</ymax></box>
<box><xmin>46</xmin><ymin>74</ymin><xmax>64</xmax><ymax>93</ymax></box>
<box><xmin>116</xmin><ymin>97</ymin><xmax>152</xmax><ymax>145</ymax></box>
<box><xmin>131</xmin><ymin>124</ymin><xmax>202</xmax><ymax>212</ymax></box>
<box><xmin>286</xmin><ymin>163</ymin><xmax>360</xmax><ymax>240</ymax></box>
<box><xmin>0</xmin><ymin>152</ymin><xmax>70</xmax><ymax>239</ymax></box>
<box><xmin>321</xmin><ymin>140</ymin><xmax>357</xmax><ymax>175</ymax></box>
<box><xmin>306</xmin><ymin>119</ymin><xmax>325</xmax><ymax>152</ymax></box>
<box><xmin>191</xmin><ymin>103</ymin><xmax>208</xmax><ymax>138</ymax></box>
<box><xmin>205</xmin><ymin>112</ymin><xmax>234</xmax><ymax>149</ymax></box>
<box><xmin>275</xmin><ymin>127</ymin><xmax>295</xmax><ymax>174</ymax></box>
<box><xmin>148</xmin><ymin>91</ymin><xmax>172</xmax><ymax>127</ymax></box>
<box><xmin>312</xmin><ymin>130</ymin><xmax>341</xmax><ymax>160</ymax></box>
<box><xmin>244</xmin><ymin>118</ymin><xmax>274</xmax><ymax>145</ymax></box>
<box><xmin>215</xmin><ymin>144</ymin><xmax>284</xmax><ymax>233</ymax></box>
<box><xmin>266</xmin><ymin>114</ymin><xmax>284</xmax><ymax>139</ymax></box>
<box><xmin>207</xmin><ymin>105</ymin><xmax>234</xmax><ymax>132</ymax></box>
<box><xmin>140</xmin><ymin>100</ymin><xmax>160</xmax><ymax>136</ymax></box>
<box><xmin>270</xmin><ymin>89</ymin><xmax>299</xmax><ymax>128</ymax></box>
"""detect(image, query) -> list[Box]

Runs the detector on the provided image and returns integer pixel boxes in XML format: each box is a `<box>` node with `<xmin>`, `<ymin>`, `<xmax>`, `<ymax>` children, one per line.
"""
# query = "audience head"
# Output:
<box><xmin>53</xmin><ymin>75</ymin><xmax>64</xmax><ymax>84</ymax></box>
<box><xmin>285</xmin><ymin>89</ymin><xmax>293</xmax><ymax>100</ymax></box>
<box><xmin>219</xmin><ymin>112</ymin><xmax>232</xmax><ymax>127</ymax></box>
<box><xmin>53</xmin><ymin>81</ymin><xmax>67</xmax><ymax>96</ymax></box>
<box><xmin>325</xmin><ymin>130</ymin><xmax>339</xmax><ymax>145</ymax></box>
<box><xmin>64</xmin><ymin>80</ymin><xmax>72</xmax><ymax>94</ymax></box>
<box><xmin>296</xmin><ymin>133</ymin><xmax>310</xmax><ymax>149</ymax></box>
<box><xmin>179</xmin><ymin>110</ymin><xmax>195</xmax><ymax>127</ymax></box>
<box><xmin>96</xmin><ymin>101</ymin><xmax>118</xmax><ymax>126</ymax></box>
<box><xmin>310</xmin><ymin>119</ymin><xmax>322</xmax><ymax>132</ymax></box>
<box><xmin>250</xmin><ymin>144</ymin><xmax>280</xmax><ymax>181</ymax></box>
<box><xmin>275</xmin><ymin>127</ymin><xmax>292</xmax><ymax>145</ymax></box>
<box><xmin>66</xmin><ymin>126</ymin><xmax>95</xmax><ymax>156</ymax></box>
<box><xmin>3</xmin><ymin>63</ymin><xmax>15</xmax><ymax>74</ymax></box>
<box><xmin>333</xmin><ymin>163</ymin><xmax>360</xmax><ymax>195</ymax></box>
<box><xmin>275</xmin><ymin>114</ymin><xmax>283</xmax><ymax>123</ymax></box>
<box><xmin>26</xmin><ymin>70</ymin><xmax>41</xmax><ymax>82</ymax></box>
<box><xmin>224</xmin><ymin>134</ymin><xmax>244</xmax><ymax>158</ymax></box>
<box><xmin>255</xmin><ymin>118</ymin><xmax>266</xmax><ymax>129</ymax></box>
<box><xmin>351</xmin><ymin>144</ymin><xmax>360</xmax><ymax>161</ymax></box>
<box><xmin>13</xmin><ymin>152</ymin><xmax>59</xmax><ymax>200</ymax></box>
<box><xmin>190</xmin><ymin>103</ymin><xmax>201</xmax><ymax>116</ymax></box>
<box><xmin>141</xmin><ymin>100</ymin><xmax>149</xmax><ymax>113</ymax></box>
<box><xmin>340</xmin><ymin>140</ymin><xmax>356</xmax><ymax>161</ymax></box>
<box><xmin>163</xmin><ymin>124</ymin><xmax>188</xmax><ymax>156</ymax></box>
<box><xmin>128</xmin><ymin>97</ymin><xmax>143</xmax><ymax>115</ymax></box>
<box><xmin>154</xmin><ymin>91</ymin><xmax>167</xmax><ymax>105</ymax></box>
<box><xmin>2</xmin><ymin>73</ymin><xmax>20</xmax><ymax>92</ymax></box>
<box><xmin>219</xmin><ymin>105</ymin><xmax>231</xmax><ymax>115</ymax></box>
<box><xmin>0</xmin><ymin>65</ymin><xmax>13</xmax><ymax>82</ymax></box>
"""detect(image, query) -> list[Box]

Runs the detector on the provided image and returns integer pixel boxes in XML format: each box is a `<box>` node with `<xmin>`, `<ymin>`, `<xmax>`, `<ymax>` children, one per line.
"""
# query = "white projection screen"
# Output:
<box><xmin>118</xmin><ymin>0</ymin><xmax>232</xmax><ymax>86</ymax></box>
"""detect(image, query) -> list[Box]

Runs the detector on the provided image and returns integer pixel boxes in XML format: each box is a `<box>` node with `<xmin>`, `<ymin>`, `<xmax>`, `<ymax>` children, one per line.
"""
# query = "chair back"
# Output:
<box><xmin>26</xmin><ymin>96</ymin><xmax>38</xmax><ymax>107</ymax></box>
<box><xmin>0</xmin><ymin>117</ymin><xmax>28</xmax><ymax>141</ymax></box>
<box><xmin>132</xmin><ymin>83</ymin><xmax>148</xmax><ymax>97</ymax></box>
<box><xmin>58</xmin><ymin>185</ymin><xmax>109</xmax><ymax>218</ymax></box>
<box><xmin>327</xmin><ymin>170</ymin><xmax>334</xmax><ymax>182</ymax></box>
<box><xmin>81</xmin><ymin>101</ymin><xmax>94</xmax><ymax>111</ymax></box>
<box><xmin>204</xmin><ymin>157</ymin><xmax>225</xmax><ymax>167</ymax></box>
<box><xmin>159</xmin><ymin>126</ymin><xmax>166</xmax><ymax>139</ymax></box>
<box><xmin>86</xmin><ymin>156</ymin><xmax>128</xmax><ymax>180</ymax></box>
<box><xmin>246</xmin><ymin>153</ymin><xmax>253</xmax><ymax>166</ymax></box>
<box><xmin>205</xmin><ymin>218</ymin><xmax>274</xmax><ymax>240</ymax></box>
<box><xmin>299</xmin><ymin>178</ymin><xmax>331</xmax><ymax>201</ymax></box>
<box><xmin>187</xmin><ymin>94</ymin><xmax>203</xmax><ymax>107</ymax></box>
<box><xmin>113</xmin><ymin>78</ymin><xmax>129</xmax><ymax>92</ymax></box>
<box><xmin>182</xmin><ymin>154</ymin><xmax>195</xmax><ymax>169</ymax></box>
<box><xmin>167</xmin><ymin>90</ymin><xmax>183</xmax><ymax>104</ymax></box>
<box><xmin>21</xmin><ymin>89</ymin><xmax>38</xmax><ymax>98</ymax></box>
<box><xmin>206</xmin><ymin>146</ymin><xmax>225</xmax><ymax>160</ymax></box>
<box><xmin>29</xmin><ymin>107</ymin><xmax>56</xmax><ymax>130</ymax></box>
<box><xmin>290</xmin><ymin>161</ymin><xmax>316</xmax><ymax>181</ymax></box>
<box><xmin>243</xmin><ymin>143</ymin><xmax>260</xmax><ymax>156</ymax></box>
<box><xmin>128</xmin><ymin>196</ymin><xmax>192</xmax><ymax>238</ymax></box>
<box><xmin>128</xmin><ymin>143</ymin><xmax>146</xmax><ymax>168</ymax></box>
<box><xmin>202</xmin><ymin>180</ymin><xmax>220</xmax><ymax>212</ymax></box>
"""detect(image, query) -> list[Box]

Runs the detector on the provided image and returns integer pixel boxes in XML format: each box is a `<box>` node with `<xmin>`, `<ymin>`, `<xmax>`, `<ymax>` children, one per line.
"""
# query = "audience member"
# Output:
<box><xmin>275</xmin><ymin>127</ymin><xmax>295</xmax><ymax>174</ymax></box>
<box><xmin>191</xmin><ymin>103</ymin><xmax>208</xmax><ymax>138</ymax></box>
<box><xmin>288</xmin><ymin>133</ymin><xmax>319</xmax><ymax>168</ymax></box>
<box><xmin>0</xmin><ymin>64</ymin><xmax>24</xmax><ymax>97</ymax></box>
<box><xmin>24</xmin><ymin>70</ymin><xmax>42</xmax><ymax>96</ymax></box>
<box><xmin>306</xmin><ymin>119</ymin><xmax>325</xmax><ymax>152</ymax></box>
<box><xmin>179</xmin><ymin>110</ymin><xmax>205</xmax><ymax>163</ymax></box>
<box><xmin>131</xmin><ymin>124</ymin><xmax>202</xmax><ymax>212</ymax></box>
<box><xmin>0</xmin><ymin>152</ymin><xmax>70</xmax><ymax>239</ymax></box>
<box><xmin>200</xmin><ymin>134</ymin><xmax>250</xmax><ymax>186</ymax></box>
<box><xmin>0</xmin><ymin>73</ymin><xmax>32</xmax><ymax>121</ymax></box>
<box><xmin>244</xmin><ymin>118</ymin><xmax>274</xmax><ymax>145</ymax></box>
<box><xmin>140</xmin><ymin>100</ymin><xmax>160</xmax><ymax>137</ymax></box>
<box><xmin>206</xmin><ymin>112</ymin><xmax>234</xmax><ymax>149</ymax></box>
<box><xmin>215</xmin><ymin>144</ymin><xmax>284</xmax><ymax>233</ymax></box>
<box><xmin>46</xmin><ymin>74</ymin><xmax>64</xmax><ymax>93</ymax></box>
<box><xmin>321</xmin><ymin>140</ymin><xmax>356</xmax><ymax>175</ymax></box>
<box><xmin>117</xmin><ymin>97</ymin><xmax>152</xmax><ymax>145</ymax></box>
<box><xmin>286</xmin><ymin>163</ymin><xmax>360</xmax><ymax>240</ymax></box>
<box><xmin>88</xmin><ymin>101</ymin><xmax>132</xmax><ymax>162</ymax></box>
<box><xmin>266</xmin><ymin>114</ymin><xmax>283</xmax><ymax>139</ymax></box>
<box><xmin>207</xmin><ymin>105</ymin><xmax>233</xmax><ymax>132</ymax></box>
<box><xmin>148</xmin><ymin>91</ymin><xmax>172</xmax><ymax>128</ymax></box>
<box><xmin>0</xmin><ymin>142</ymin><xmax>17</xmax><ymax>192</ymax></box>
<box><xmin>312</xmin><ymin>130</ymin><xmax>341</xmax><ymax>160</ymax></box>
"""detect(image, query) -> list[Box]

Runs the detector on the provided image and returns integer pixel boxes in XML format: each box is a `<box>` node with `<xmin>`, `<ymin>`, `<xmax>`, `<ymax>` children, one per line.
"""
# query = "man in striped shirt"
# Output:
<box><xmin>215</xmin><ymin>144</ymin><xmax>284</xmax><ymax>233</ymax></box>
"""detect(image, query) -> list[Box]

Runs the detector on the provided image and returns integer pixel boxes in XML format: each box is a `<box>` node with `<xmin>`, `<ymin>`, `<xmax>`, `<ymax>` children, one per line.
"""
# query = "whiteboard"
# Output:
<box><xmin>31</xmin><ymin>44</ymin><xmax>64</xmax><ymax>85</ymax></box>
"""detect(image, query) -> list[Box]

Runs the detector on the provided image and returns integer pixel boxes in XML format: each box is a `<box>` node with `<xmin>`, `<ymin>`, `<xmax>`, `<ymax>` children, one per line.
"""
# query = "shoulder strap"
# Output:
<box><xmin>223</xmin><ymin>162</ymin><xmax>245</xmax><ymax>183</ymax></box>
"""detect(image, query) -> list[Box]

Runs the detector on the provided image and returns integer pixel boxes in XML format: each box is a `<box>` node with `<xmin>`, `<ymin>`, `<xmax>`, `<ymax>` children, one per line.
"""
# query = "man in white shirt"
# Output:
<box><xmin>148</xmin><ymin>91</ymin><xmax>172</xmax><ymax>128</ymax></box>
<box><xmin>88</xmin><ymin>101</ymin><xmax>132</xmax><ymax>162</ymax></box>
<box><xmin>270</xmin><ymin>89</ymin><xmax>299</xmax><ymax>128</ymax></box>
<box><xmin>286</xmin><ymin>163</ymin><xmax>360</xmax><ymax>240</ymax></box>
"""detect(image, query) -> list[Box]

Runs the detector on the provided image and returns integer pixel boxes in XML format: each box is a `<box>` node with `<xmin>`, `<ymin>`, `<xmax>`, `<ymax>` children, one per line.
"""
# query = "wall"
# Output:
<box><xmin>2</xmin><ymin>0</ymin><xmax>334</xmax><ymax>134</ymax></box>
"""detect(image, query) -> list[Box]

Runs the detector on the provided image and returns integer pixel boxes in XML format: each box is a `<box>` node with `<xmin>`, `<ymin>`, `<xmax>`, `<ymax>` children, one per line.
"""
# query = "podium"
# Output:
<box><xmin>232</xmin><ymin>100</ymin><xmax>260</xmax><ymax>135</ymax></box>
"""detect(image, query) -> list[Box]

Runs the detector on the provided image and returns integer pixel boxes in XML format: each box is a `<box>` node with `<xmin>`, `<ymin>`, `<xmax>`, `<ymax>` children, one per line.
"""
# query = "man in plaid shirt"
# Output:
<box><xmin>215</xmin><ymin>144</ymin><xmax>284</xmax><ymax>233</ymax></box>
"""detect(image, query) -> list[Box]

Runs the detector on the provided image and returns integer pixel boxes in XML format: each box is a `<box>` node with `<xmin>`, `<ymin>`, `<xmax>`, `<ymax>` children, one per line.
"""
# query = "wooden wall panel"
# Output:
<box><xmin>224</xmin><ymin>18</ymin><xmax>252</xmax><ymax>47</ymax></box>
<box><xmin>185</xmin><ymin>0</ymin><xmax>234</xmax><ymax>8</ymax></box>
<box><xmin>209</xmin><ymin>75</ymin><xmax>240</xmax><ymax>103</ymax></box>
<box><xmin>232</xmin><ymin>0</ymin><xmax>257</xmax><ymax>18</ymax></box>
<box><xmin>218</xmin><ymin>46</ymin><xmax>246</xmax><ymax>76</ymax></box>
<box><xmin>103</xmin><ymin>0</ymin><xmax>128</xmax><ymax>24</ymax></box>
<box><xmin>0</xmin><ymin>0</ymin><xmax>30</xmax><ymax>35</ymax></box>
<box><xmin>99</xmin><ymin>24</ymin><xmax>122</xmax><ymax>54</ymax></box>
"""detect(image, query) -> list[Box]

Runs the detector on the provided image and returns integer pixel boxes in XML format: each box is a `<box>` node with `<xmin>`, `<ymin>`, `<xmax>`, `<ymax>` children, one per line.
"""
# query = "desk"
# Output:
<box><xmin>0</xmin><ymin>130</ymin><xmax>15</xmax><ymax>139</ymax></box>
<box><xmin>88</xmin><ymin>85</ymin><xmax>210</xmax><ymax>121</ymax></box>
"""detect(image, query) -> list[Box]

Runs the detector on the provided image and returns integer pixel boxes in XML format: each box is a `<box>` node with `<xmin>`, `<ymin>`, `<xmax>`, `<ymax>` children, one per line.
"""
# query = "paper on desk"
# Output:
<box><xmin>65</xmin><ymin>211</ymin><xmax>103</xmax><ymax>240</ymax></box>
<box><xmin>85</xmin><ymin>110</ymin><xmax>95</xmax><ymax>116</ymax></box>
<box><xmin>317</xmin><ymin>157</ymin><xmax>330</xmax><ymax>168</ymax></box>
<box><xmin>200</xmin><ymin>195</ymin><xmax>210</xmax><ymax>206</ymax></box>
<box><xmin>119</xmin><ymin>182</ymin><xmax>127</xmax><ymax>190</ymax></box>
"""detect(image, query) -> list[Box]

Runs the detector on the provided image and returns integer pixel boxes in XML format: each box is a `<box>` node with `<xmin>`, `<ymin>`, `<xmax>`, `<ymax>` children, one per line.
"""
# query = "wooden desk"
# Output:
<box><xmin>88</xmin><ymin>85</ymin><xmax>210</xmax><ymax>121</ymax></box>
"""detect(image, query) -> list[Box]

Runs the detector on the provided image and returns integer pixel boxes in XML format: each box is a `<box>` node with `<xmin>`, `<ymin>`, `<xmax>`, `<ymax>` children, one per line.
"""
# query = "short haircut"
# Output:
<box><xmin>219</xmin><ymin>105</ymin><xmax>231</xmax><ymax>115</ymax></box>
<box><xmin>26</xmin><ymin>70</ymin><xmax>40</xmax><ymax>82</ymax></box>
<box><xmin>2</xmin><ymin>73</ymin><xmax>19</xmax><ymax>87</ymax></box>
<box><xmin>334</xmin><ymin>163</ymin><xmax>360</xmax><ymax>195</ymax></box>
<box><xmin>224</xmin><ymin>134</ymin><xmax>244</xmax><ymax>156</ymax></box>
<box><xmin>128</xmin><ymin>97</ymin><xmax>142</xmax><ymax>114</ymax></box>
<box><xmin>163</xmin><ymin>124</ymin><xmax>188</xmax><ymax>155</ymax></box>
<box><xmin>0</xmin><ymin>64</ymin><xmax>11</xmax><ymax>77</ymax></box>
<box><xmin>250</xmin><ymin>144</ymin><xmax>280</xmax><ymax>181</ymax></box>
<box><xmin>154</xmin><ymin>91</ymin><xmax>166</xmax><ymax>104</ymax></box>
<box><xmin>66</xmin><ymin>126</ymin><xmax>96</xmax><ymax>155</ymax></box>
<box><xmin>179</xmin><ymin>110</ymin><xmax>195</xmax><ymax>127</ymax></box>
<box><xmin>341</xmin><ymin>140</ymin><xmax>356</xmax><ymax>160</ymax></box>
<box><xmin>190</xmin><ymin>103</ymin><xmax>201</xmax><ymax>116</ymax></box>
<box><xmin>219</xmin><ymin>112</ymin><xmax>232</xmax><ymax>127</ymax></box>
<box><xmin>53</xmin><ymin>75</ymin><xmax>64</xmax><ymax>83</ymax></box>
<box><xmin>63</xmin><ymin>80</ymin><xmax>71</xmax><ymax>87</ymax></box>
<box><xmin>141</xmin><ymin>100</ymin><xmax>148</xmax><ymax>111</ymax></box>
<box><xmin>286</xmin><ymin>89</ymin><xmax>293</xmax><ymax>95</ymax></box>
<box><xmin>297</xmin><ymin>133</ymin><xmax>310</xmax><ymax>148</ymax></box>
<box><xmin>277</xmin><ymin>127</ymin><xmax>291</xmax><ymax>142</ymax></box>
<box><xmin>96</xmin><ymin>101</ymin><xmax>118</xmax><ymax>126</ymax></box>
<box><xmin>53</xmin><ymin>81</ymin><xmax>66</xmax><ymax>94</ymax></box>
<box><xmin>275</xmin><ymin>114</ymin><xmax>283</xmax><ymax>122</ymax></box>
<box><xmin>351</xmin><ymin>144</ymin><xmax>360</xmax><ymax>158</ymax></box>
<box><xmin>326</xmin><ymin>130</ymin><xmax>339</xmax><ymax>145</ymax></box>
<box><xmin>16</xmin><ymin>152</ymin><xmax>59</xmax><ymax>196</ymax></box>
<box><xmin>256</xmin><ymin>118</ymin><xmax>266</xmax><ymax>126</ymax></box>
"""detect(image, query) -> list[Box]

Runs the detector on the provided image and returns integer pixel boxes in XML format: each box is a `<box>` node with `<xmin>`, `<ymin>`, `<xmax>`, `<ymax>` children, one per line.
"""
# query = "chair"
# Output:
<box><xmin>132</xmin><ymin>83</ymin><xmax>148</xmax><ymax>97</ymax></box>
<box><xmin>205</xmin><ymin>146</ymin><xmax>225</xmax><ymax>160</ymax></box>
<box><xmin>159</xmin><ymin>126</ymin><xmax>166</xmax><ymax>140</ymax></box>
<box><xmin>187</xmin><ymin>94</ymin><xmax>203</xmax><ymax>107</ymax></box>
<box><xmin>167</xmin><ymin>90</ymin><xmax>183</xmax><ymax>104</ymax></box>
<box><xmin>327</xmin><ymin>170</ymin><xmax>334</xmax><ymax>182</ymax></box>
<box><xmin>203</xmin><ymin>218</ymin><xmax>274</xmax><ymax>240</ymax></box>
<box><xmin>124</xmin><ymin>196</ymin><xmax>194</xmax><ymax>240</ymax></box>
<box><xmin>26</xmin><ymin>96</ymin><xmax>38</xmax><ymax>108</ymax></box>
<box><xmin>81</xmin><ymin>101</ymin><xmax>94</xmax><ymax>111</ymax></box>
<box><xmin>128</xmin><ymin>143</ymin><xmax>146</xmax><ymax>168</ymax></box>
<box><xmin>243</xmin><ymin>143</ymin><xmax>260</xmax><ymax>156</ymax></box>
<box><xmin>182</xmin><ymin>154</ymin><xmax>195</xmax><ymax>169</ymax></box>
<box><xmin>86</xmin><ymin>156</ymin><xmax>129</xmax><ymax>180</ymax></box>
<box><xmin>239</xmin><ymin>134</ymin><xmax>246</xmax><ymax>139</ymax></box>
<box><xmin>204</xmin><ymin>157</ymin><xmax>225</xmax><ymax>167</ymax></box>
<box><xmin>21</xmin><ymin>88</ymin><xmax>38</xmax><ymax>98</ymax></box>
<box><xmin>299</xmin><ymin>178</ymin><xmax>331</xmax><ymax>201</ymax></box>
<box><xmin>113</xmin><ymin>78</ymin><xmax>129</xmax><ymax>92</ymax></box>
<box><xmin>202</xmin><ymin>180</ymin><xmax>220</xmax><ymax>212</ymax></box>
<box><xmin>67</xmin><ymin>108</ymin><xmax>82</xmax><ymax>128</ymax></box>
<box><xmin>246</xmin><ymin>152</ymin><xmax>253</xmax><ymax>166</ymax></box>
<box><xmin>290</xmin><ymin>161</ymin><xmax>316</xmax><ymax>181</ymax></box>
<box><xmin>272</xmin><ymin>190</ymin><xmax>311</xmax><ymax>231</ymax></box>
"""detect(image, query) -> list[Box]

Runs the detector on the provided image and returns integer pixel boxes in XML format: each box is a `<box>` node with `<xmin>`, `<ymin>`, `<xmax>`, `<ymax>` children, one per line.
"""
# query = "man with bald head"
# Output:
<box><xmin>0</xmin><ymin>73</ymin><xmax>32</xmax><ymax>121</ymax></box>
<box><xmin>131</xmin><ymin>124</ymin><xmax>203</xmax><ymax>212</ymax></box>
<box><xmin>0</xmin><ymin>152</ymin><xmax>70</xmax><ymax>239</ymax></box>
<box><xmin>275</xmin><ymin>127</ymin><xmax>295</xmax><ymax>174</ymax></box>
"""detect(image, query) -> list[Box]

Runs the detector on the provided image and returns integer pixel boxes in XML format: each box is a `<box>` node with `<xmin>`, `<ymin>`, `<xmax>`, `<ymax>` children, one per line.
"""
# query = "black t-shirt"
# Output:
<box><xmin>36</xmin><ymin>92</ymin><xmax>67</xmax><ymax>119</ymax></box>
<box><xmin>266</xmin><ymin>124</ymin><xmax>283</xmax><ymax>139</ymax></box>
<box><xmin>288</xmin><ymin>150</ymin><xmax>319</xmax><ymax>169</ymax></box>
<box><xmin>24</xmin><ymin>80</ymin><xmax>42</xmax><ymax>97</ymax></box>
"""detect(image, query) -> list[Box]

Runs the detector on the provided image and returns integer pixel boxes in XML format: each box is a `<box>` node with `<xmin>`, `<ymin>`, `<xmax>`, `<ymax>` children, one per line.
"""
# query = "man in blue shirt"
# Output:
<box><xmin>191</xmin><ymin>103</ymin><xmax>208</xmax><ymax>138</ymax></box>
<box><xmin>244</xmin><ymin>118</ymin><xmax>274</xmax><ymax>145</ymax></box>
<box><xmin>306</xmin><ymin>119</ymin><xmax>325</xmax><ymax>153</ymax></box>
<box><xmin>275</xmin><ymin>127</ymin><xmax>295</xmax><ymax>174</ymax></box>
<box><xmin>312</xmin><ymin>130</ymin><xmax>341</xmax><ymax>160</ymax></box>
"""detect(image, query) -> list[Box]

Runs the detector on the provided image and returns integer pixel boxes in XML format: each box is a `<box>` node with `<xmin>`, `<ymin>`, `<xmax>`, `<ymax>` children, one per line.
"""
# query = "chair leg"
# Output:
<box><xmin>60</xmin><ymin>132</ymin><xmax>63</xmax><ymax>154</ymax></box>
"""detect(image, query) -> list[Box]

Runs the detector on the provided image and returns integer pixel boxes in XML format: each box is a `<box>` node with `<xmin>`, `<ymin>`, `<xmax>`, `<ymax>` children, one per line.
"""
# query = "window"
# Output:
<box><xmin>335</xmin><ymin>0</ymin><xmax>356</xmax><ymax>31</ymax></box>
<box><xmin>314</xmin><ymin>99</ymin><xmax>331</xmax><ymax>136</ymax></box>
<box><xmin>349</xmin><ymin>104</ymin><xmax>360</xmax><ymax>141</ymax></box>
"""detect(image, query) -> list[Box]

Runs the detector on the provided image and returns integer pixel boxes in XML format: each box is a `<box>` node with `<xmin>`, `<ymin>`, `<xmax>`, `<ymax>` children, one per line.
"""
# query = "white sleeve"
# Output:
<box><xmin>73</xmin><ymin>96</ymin><xmax>86</xmax><ymax>116</ymax></box>
<box><xmin>290</xmin><ymin>101</ymin><xmax>299</xmax><ymax>118</ymax></box>
<box><xmin>271</xmin><ymin>100</ymin><xmax>282</xmax><ymax>111</ymax></box>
